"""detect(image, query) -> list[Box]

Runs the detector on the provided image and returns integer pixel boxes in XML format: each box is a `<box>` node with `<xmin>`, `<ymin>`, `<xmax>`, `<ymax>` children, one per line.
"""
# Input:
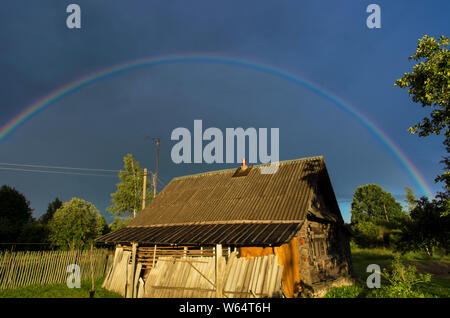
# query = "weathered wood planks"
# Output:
<box><xmin>0</xmin><ymin>249</ymin><xmax>110</xmax><ymax>290</ymax></box>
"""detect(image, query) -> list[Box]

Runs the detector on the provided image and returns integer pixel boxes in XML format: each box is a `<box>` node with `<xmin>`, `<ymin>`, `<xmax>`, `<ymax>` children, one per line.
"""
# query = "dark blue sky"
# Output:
<box><xmin>0</xmin><ymin>1</ymin><xmax>448</xmax><ymax>223</ymax></box>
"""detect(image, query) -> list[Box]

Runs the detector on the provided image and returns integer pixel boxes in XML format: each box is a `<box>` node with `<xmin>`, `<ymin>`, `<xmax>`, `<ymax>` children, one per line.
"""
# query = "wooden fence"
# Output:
<box><xmin>0</xmin><ymin>249</ymin><xmax>112</xmax><ymax>290</ymax></box>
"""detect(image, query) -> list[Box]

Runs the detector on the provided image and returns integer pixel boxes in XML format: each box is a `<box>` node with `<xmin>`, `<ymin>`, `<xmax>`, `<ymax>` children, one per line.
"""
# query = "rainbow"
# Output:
<box><xmin>0</xmin><ymin>55</ymin><xmax>434</xmax><ymax>199</ymax></box>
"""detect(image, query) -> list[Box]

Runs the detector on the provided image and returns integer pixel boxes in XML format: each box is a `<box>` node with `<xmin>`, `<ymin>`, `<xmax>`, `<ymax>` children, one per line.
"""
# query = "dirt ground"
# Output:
<box><xmin>407</xmin><ymin>260</ymin><xmax>450</xmax><ymax>279</ymax></box>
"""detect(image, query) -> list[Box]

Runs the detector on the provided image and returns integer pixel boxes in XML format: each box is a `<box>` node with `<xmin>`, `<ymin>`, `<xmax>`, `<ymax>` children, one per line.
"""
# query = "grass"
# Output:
<box><xmin>0</xmin><ymin>277</ymin><xmax>122</xmax><ymax>298</ymax></box>
<box><xmin>326</xmin><ymin>246</ymin><xmax>450</xmax><ymax>298</ymax></box>
<box><xmin>1</xmin><ymin>247</ymin><xmax>448</xmax><ymax>298</ymax></box>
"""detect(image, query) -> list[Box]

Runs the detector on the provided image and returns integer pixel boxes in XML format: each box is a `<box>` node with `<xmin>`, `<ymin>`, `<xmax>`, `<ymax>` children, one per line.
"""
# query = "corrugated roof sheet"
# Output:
<box><xmin>95</xmin><ymin>222</ymin><xmax>302</xmax><ymax>246</ymax></box>
<box><xmin>96</xmin><ymin>156</ymin><xmax>341</xmax><ymax>245</ymax></box>
<box><xmin>131</xmin><ymin>156</ymin><xmax>323</xmax><ymax>226</ymax></box>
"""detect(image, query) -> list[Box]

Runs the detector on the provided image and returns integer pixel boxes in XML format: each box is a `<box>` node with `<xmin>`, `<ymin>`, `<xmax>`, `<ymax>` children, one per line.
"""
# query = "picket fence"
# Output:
<box><xmin>0</xmin><ymin>249</ymin><xmax>112</xmax><ymax>290</ymax></box>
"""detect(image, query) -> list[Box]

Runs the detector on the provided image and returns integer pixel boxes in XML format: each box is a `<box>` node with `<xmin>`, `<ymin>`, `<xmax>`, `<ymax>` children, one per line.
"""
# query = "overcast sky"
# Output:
<box><xmin>0</xmin><ymin>1</ymin><xmax>448</xmax><ymax>223</ymax></box>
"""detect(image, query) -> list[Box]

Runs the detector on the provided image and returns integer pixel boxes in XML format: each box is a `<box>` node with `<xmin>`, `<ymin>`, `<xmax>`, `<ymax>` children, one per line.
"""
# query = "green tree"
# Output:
<box><xmin>396</xmin><ymin>197</ymin><xmax>450</xmax><ymax>256</ymax></box>
<box><xmin>13</xmin><ymin>198</ymin><xmax>65</xmax><ymax>245</ymax></box>
<box><xmin>350</xmin><ymin>184</ymin><xmax>407</xmax><ymax>248</ymax></box>
<box><xmin>395</xmin><ymin>35</ymin><xmax>449</xmax><ymax>211</ymax></box>
<box><xmin>351</xmin><ymin>221</ymin><xmax>385</xmax><ymax>247</ymax></box>
<box><xmin>107</xmin><ymin>154</ymin><xmax>152</xmax><ymax>218</ymax></box>
<box><xmin>39</xmin><ymin>197</ymin><xmax>63</xmax><ymax>224</ymax></box>
<box><xmin>97</xmin><ymin>213</ymin><xmax>109</xmax><ymax>236</ymax></box>
<box><xmin>0</xmin><ymin>185</ymin><xmax>33</xmax><ymax>242</ymax></box>
<box><xmin>109</xmin><ymin>216</ymin><xmax>132</xmax><ymax>232</ymax></box>
<box><xmin>404</xmin><ymin>186</ymin><xmax>417</xmax><ymax>213</ymax></box>
<box><xmin>48</xmin><ymin>198</ymin><xmax>106</xmax><ymax>250</ymax></box>
<box><xmin>351</xmin><ymin>184</ymin><xmax>405</xmax><ymax>227</ymax></box>
<box><xmin>17</xmin><ymin>221</ymin><xmax>49</xmax><ymax>244</ymax></box>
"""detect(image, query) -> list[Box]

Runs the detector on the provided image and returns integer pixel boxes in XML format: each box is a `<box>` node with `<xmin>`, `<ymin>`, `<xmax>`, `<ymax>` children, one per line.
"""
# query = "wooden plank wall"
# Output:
<box><xmin>144</xmin><ymin>253</ymin><xmax>283</xmax><ymax>298</ymax></box>
<box><xmin>145</xmin><ymin>256</ymin><xmax>217</xmax><ymax>298</ymax></box>
<box><xmin>0</xmin><ymin>249</ymin><xmax>111</xmax><ymax>290</ymax></box>
<box><xmin>120</xmin><ymin>245</ymin><xmax>216</xmax><ymax>270</ymax></box>
<box><xmin>102</xmin><ymin>247</ymin><xmax>284</xmax><ymax>298</ymax></box>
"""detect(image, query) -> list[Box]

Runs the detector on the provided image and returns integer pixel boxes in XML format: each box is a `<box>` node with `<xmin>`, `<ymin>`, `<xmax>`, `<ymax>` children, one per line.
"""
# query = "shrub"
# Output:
<box><xmin>368</xmin><ymin>255</ymin><xmax>432</xmax><ymax>298</ymax></box>
<box><xmin>351</xmin><ymin>221</ymin><xmax>384</xmax><ymax>248</ymax></box>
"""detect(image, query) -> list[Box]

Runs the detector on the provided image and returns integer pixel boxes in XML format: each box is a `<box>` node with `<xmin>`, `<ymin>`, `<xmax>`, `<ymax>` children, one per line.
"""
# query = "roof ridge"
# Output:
<box><xmin>171</xmin><ymin>155</ymin><xmax>324</xmax><ymax>181</ymax></box>
<box><xmin>126</xmin><ymin>219</ymin><xmax>305</xmax><ymax>227</ymax></box>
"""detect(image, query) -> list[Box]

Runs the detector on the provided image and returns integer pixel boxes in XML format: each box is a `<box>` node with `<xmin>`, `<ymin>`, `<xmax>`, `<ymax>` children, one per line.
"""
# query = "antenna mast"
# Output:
<box><xmin>145</xmin><ymin>136</ymin><xmax>161</xmax><ymax>197</ymax></box>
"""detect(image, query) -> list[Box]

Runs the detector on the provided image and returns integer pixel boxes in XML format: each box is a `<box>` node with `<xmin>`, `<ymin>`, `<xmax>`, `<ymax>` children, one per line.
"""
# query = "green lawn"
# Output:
<box><xmin>0</xmin><ymin>277</ymin><xmax>122</xmax><ymax>298</ymax></box>
<box><xmin>326</xmin><ymin>246</ymin><xmax>450</xmax><ymax>298</ymax></box>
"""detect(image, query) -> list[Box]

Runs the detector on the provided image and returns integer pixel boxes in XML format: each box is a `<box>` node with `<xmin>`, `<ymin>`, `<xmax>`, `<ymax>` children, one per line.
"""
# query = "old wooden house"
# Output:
<box><xmin>96</xmin><ymin>156</ymin><xmax>353</xmax><ymax>297</ymax></box>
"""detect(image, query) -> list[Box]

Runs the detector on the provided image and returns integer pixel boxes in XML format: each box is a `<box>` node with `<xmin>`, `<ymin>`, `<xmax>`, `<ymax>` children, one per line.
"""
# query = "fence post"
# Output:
<box><xmin>90</xmin><ymin>244</ymin><xmax>95</xmax><ymax>297</ymax></box>
<box><xmin>129</xmin><ymin>242</ymin><xmax>138</xmax><ymax>298</ymax></box>
<box><xmin>215</xmin><ymin>244</ymin><xmax>223</xmax><ymax>298</ymax></box>
<box><xmin>152</xmin><ymin>245</ymin><xmax>157</xmax><ymax>269</ymax></box>
<box><xmin>6</xmin><ymin>251</ymin><xmax>16</xmax><ymax>289</ymax></box>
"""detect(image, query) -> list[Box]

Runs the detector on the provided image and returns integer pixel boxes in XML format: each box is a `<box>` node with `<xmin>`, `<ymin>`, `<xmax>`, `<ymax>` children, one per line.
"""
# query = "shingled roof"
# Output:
<box><xmin>96</xmin><ymin>156</ymin><xmax>342</xmax><ymax>246</ymax></box>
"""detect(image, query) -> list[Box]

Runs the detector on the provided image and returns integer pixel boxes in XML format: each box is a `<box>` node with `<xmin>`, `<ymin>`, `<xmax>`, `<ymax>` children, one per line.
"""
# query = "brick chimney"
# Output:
<box><xmin>241</xmin><ymin>158</ymin><xmax>248</xmax><ymax>170</ymax></box>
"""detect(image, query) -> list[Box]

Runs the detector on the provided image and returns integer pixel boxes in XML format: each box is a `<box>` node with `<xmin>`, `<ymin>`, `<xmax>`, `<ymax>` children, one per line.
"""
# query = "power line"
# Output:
<box><xmin>0</xmin><ymin>162</ymin><xmax>169</xmax><ymax>186</ymax></box>
<box><xmin>0</xmin><ymin>167</ymin><xmax>117</xmax><ymax>177</ymax></box>
<box><xmin>0</xmin><ymin>164</ymin><xmax>169</xmax><ymax>186</ymax></box>
<box><xmin>0</xmin><ymin>162</ymin><xmax>119</xmax><ymax>172</ymax></box>
<box><xmin>158</xmin><ymin>176</ymin><xmax>169</xmax><ymax>185</ymax></box>
<box><xmin>157</xmin><ymin>179</ymin><xmax>166</xmax><ymax>188</ymax></box>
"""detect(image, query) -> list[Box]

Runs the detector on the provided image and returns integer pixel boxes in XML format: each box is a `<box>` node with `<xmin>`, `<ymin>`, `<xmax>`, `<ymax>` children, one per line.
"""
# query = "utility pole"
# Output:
<box><xmin>142</xmin><ymin>168</ymin><xmax>147</xmax><ymax>210</ymax></box>
<box><xmin>154</xmin><ymin>138</ymin><xmax>160</xmax><ymax>196</ymax></box>
<box><xmin>131</xmin><ymin>160</ymin><xmax>136</xmax><ymax>218</ymax></box>
<box><xmin>144</xmin><ymin>136</ymin><xmax>160</xmax><ymax>198</ymax></box>
<box><xmin>152</xmin><ymin>173</ymin><xmax>157</xmax><ymax>199</ymax></box>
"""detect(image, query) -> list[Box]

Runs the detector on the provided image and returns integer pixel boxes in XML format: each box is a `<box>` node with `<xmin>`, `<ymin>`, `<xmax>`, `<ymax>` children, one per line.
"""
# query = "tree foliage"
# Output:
<box><xmin>403</xmin><ymin>186</ymin><xmax>417</xmax><ymax>213</ymax></box>
<box><xmin>395</xmin><ymin>35</ymin><xmax>449</xmax><ymax>209</ymax></box>
<box><xmin>350</xmin><ymin>184</ymin><xmax>407</xmax><ymax>248</ymax></box>
<box><xmin>17</xmin><ymin>221</ymin><xmax>49</xmax><ymax>244</ymax></box>
<box><xmin>0</xmin><ymin>185</ymin><xmax>33</xmax><ymax>242</ymax></box>
<box><xmin>39</xmin><ymin>197</ymin><xmax>63</xmax><ymax>224</ymax></box>
<box><xmin>351</xmin><ymin>184</ymin><xmax>405</xmax><ymax>227</ymax></box>
<box><xmin>350</xmin><ymin>221</ymin><xmax>384</xmax><ymax>247</ymax></box>
<box><xmin>48</xmin><ymin>198</ymin><xmax>107</xmax><ymax>250</ymax></box>
<box><xmin>395</xmin><ymin>35</ymin><xmax>449</xmax><ymax>137</ymax></box>
<box><xmin>107</xmin><ymin>154</ymin><xmax>152</xmax><ymax>218</ymax></box>
<box><xmin>396</xmin><ymin>197</ymin><xmax>450</xmax><ymax>256</ymax></box>
<box><xmin>109</xmin><ymin>216</ymin><xmax>132</xmax><ymax>232</ymax></box>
